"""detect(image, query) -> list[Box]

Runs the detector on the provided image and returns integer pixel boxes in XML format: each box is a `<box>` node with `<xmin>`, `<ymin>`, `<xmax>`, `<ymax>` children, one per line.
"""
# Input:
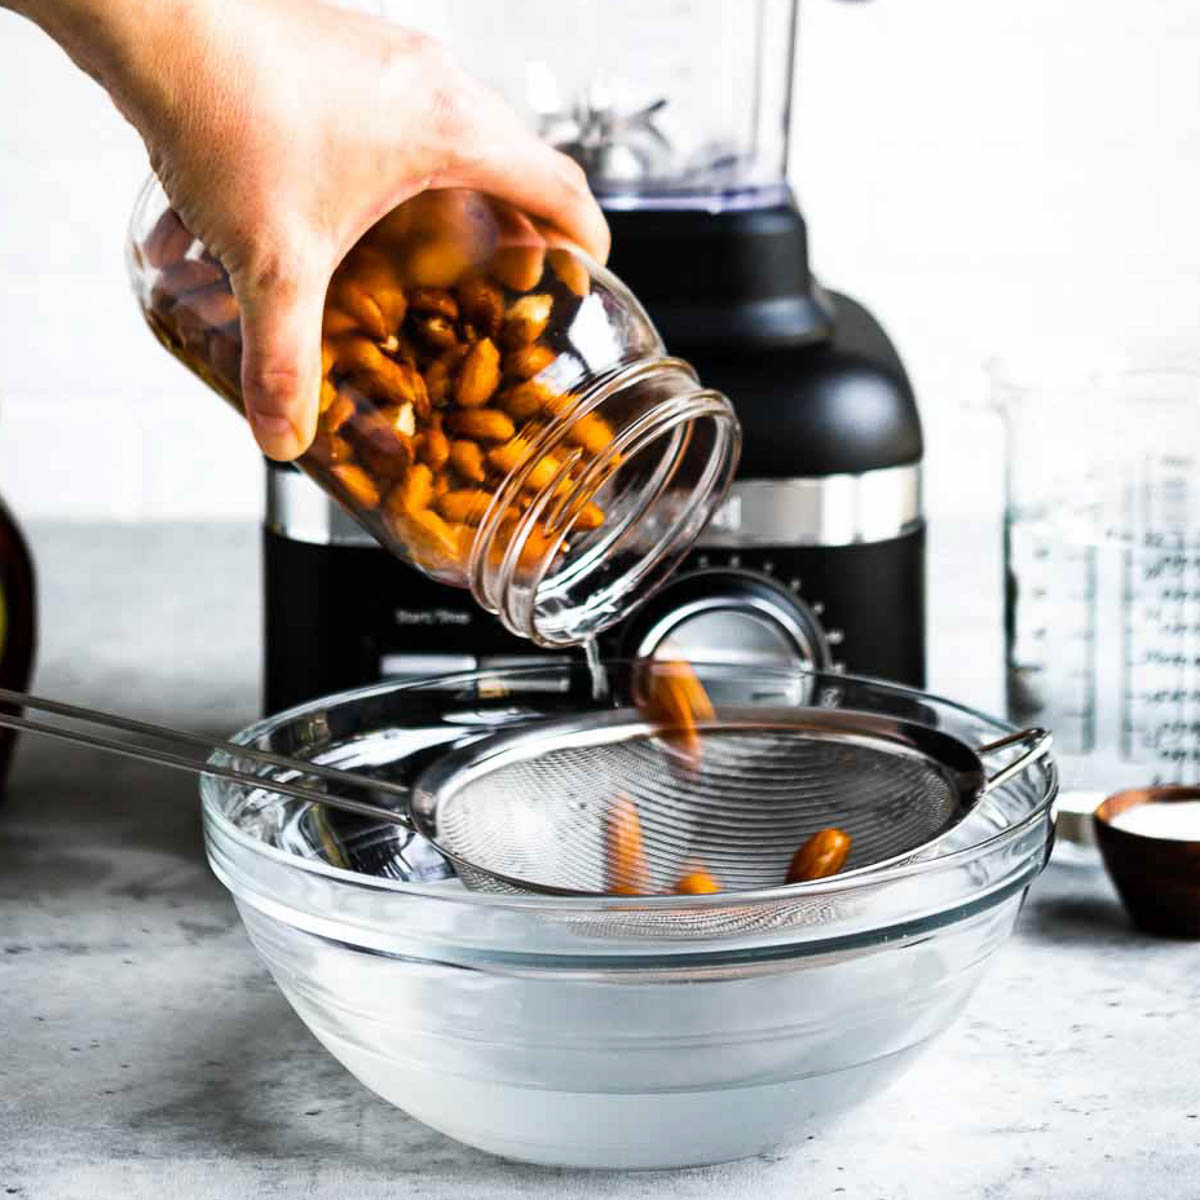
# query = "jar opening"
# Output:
<box><xmin>472</xmin><ymin>361</ymin><xmax>740</xmax><ymax>646</ymax></box>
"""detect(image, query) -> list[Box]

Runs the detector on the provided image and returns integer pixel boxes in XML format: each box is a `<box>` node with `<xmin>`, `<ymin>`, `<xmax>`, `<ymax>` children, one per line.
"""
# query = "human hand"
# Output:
<box><xmin>14</xmin><ymin>0</ymin><xmax>609</xmax><ymax>460</ymax></box>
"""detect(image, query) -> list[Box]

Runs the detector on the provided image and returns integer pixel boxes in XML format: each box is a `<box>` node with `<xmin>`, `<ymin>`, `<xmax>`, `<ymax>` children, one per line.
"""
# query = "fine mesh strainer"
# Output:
<box><xmin>413</xmin><ymin>708</ymin><xmax>1051</xmax><ymax>895</ymax></box>
<box><xmin>0</xmin><ymin>686</ymin><xmax>1048</xmax><ymax>900</ymax></box>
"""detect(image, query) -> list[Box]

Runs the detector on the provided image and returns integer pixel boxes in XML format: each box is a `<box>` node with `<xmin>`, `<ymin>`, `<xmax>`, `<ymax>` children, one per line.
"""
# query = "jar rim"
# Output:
<box><xmin>468</xmin><ymin>358</ymin><xmax>741</xmax><ymax>646</ymax></box>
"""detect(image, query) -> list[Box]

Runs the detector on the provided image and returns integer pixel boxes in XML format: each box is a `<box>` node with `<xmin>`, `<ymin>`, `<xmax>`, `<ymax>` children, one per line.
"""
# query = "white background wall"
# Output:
<box><xmin>2</xmin><ymin>0</ymin><xmax>1199</xmax><ymax>525</ymax></box>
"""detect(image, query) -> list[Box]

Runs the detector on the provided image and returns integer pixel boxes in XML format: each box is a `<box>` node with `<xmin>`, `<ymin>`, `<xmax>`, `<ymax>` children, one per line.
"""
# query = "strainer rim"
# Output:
<box><xmin>410</xmin><ymin>705</ymin><xmax>983</xmax><ymax>897</ymax></box>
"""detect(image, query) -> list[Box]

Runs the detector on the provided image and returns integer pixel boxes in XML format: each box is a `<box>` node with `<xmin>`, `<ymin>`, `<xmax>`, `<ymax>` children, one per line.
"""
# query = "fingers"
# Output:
<box><xmin>479</xmin><ymin>144</ymin><xmax>611</xmax><ymax>265</ymax></box>
<box><xmin>232</xmin><ymin>255</ymin><xmax>326</xmax><ymax>460</ymax></box>
<box><xmin>435</xmin><ymin>88</ymin><xmax>610</xmax><ymax>264</ymax></box>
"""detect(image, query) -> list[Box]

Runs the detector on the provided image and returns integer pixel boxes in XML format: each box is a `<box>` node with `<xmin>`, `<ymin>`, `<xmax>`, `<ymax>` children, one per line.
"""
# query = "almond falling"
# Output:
<box><xmin>603</xmin><ymin>794</ymin><xmax>651</xmax><ymax>896</ymax></box>
<box><xmin>632</xmin><ymin>658</ymin><xmax>715</xmax><ymax>769</ymax></box>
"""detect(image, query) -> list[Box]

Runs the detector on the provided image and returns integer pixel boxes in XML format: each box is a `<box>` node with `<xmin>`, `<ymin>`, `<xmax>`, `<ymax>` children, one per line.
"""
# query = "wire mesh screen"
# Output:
<box><xmin>426</xmin><ymin>718</ymin><xmax>967</xmax><ymax>895</ymax></box>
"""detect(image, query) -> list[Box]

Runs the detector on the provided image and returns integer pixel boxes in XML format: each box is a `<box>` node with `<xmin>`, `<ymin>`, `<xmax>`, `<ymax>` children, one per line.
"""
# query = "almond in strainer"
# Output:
<box><xmin>786</xmin><ymin>828</ymin><xmax>853</xmax><ymax>883</ymax></box>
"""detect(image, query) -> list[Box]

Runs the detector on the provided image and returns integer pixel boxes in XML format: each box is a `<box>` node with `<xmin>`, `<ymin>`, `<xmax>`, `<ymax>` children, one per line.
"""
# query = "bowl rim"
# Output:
<box><xmin>200</xmin><ymin>663</ymin><xmax>1058</xmax><ymax>914</ymax></box>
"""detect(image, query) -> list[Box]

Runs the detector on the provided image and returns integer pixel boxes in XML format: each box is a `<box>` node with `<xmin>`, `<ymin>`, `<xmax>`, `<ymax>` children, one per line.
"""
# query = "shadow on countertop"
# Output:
<box><xmin>1</xmin><ymin>744</ymin><xmax>219</xmax><ymax>905</ymax></box>
<box><xmin>1019</xmin><ymin>861</ymin><xmax>1156</xmax><ymax>946</ymax></box>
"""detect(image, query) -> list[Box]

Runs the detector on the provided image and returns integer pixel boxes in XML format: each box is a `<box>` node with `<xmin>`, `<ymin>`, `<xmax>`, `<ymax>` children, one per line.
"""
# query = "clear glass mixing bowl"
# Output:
<box><xmin>201</xmin><ymin>662</ymin><xmax>1056</xmax><ymax>1169</ymax></box>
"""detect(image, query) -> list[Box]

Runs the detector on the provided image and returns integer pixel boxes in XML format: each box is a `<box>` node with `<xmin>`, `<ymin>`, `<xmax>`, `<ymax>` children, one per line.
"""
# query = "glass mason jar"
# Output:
<box><xmin>127</xmin><ymin>182</ymin><xmax>739</xmax><ymax>646</ymax></box>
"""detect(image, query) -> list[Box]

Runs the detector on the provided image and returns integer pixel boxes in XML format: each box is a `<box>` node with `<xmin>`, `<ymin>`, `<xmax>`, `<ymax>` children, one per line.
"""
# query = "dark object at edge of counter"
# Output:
<box><xmin>0</xmin><ymin>494</ymin><xmax>36</xmax><ymax>802</ymax></box>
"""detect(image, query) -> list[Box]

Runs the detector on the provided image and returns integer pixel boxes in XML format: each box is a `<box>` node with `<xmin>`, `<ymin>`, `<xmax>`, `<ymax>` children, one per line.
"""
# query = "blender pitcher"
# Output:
<box><xmin>375</xmin><ymin>0</ymin><xmax>836</xmax><ymax>351</ymax></box>
<box><xmin>380</xmin><ymin>0</ymin><xmax>798</xmax><ymax>205</ymax></box>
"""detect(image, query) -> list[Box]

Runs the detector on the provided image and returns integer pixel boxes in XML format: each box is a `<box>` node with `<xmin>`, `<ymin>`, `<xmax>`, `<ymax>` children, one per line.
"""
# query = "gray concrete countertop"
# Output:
<box><xmin>2</xmin><ymin>521</ymin><xmax>1198</xmax><ymax>1199</ymax></box>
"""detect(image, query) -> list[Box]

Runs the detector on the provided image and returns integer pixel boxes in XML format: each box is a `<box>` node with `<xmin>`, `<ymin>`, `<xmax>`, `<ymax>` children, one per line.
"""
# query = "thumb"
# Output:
<box><xmin>233</xmin><ymin>255</ymin><xmax>327</xmax><ymax>461</ymax></box>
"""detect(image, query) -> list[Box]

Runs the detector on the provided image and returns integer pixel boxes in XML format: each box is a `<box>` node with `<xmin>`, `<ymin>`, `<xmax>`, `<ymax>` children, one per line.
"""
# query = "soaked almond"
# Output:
<box><xmin>633</xmin><ymin>659</ymin><xmax>715</xmax><ymax>768</ymax></box>
<box><xmin>488</xmin><ymin>514</ymin><xmax>558</xmax><ymax>571</ymax></box>
<box><xmin>505</xmin><ymin>343</ymin><xmax>557</xmax><ymax>380</ymax></box>
<box><xmin>447</xmin><ymin>408</ymin><xmax>515</xmax><ymax>443</ymax></box>
<box><xmin>418</xmin><ymin>420</ymin><xmax>450</xmax><ymax>470</ymax></box>
<box><xmin>425</xmin><ymin>344</ymin><xmax>470</xmax><ymax>405</ymax></box>
<box><xmin>456</xmin><ymin>276</ymin><xmax>504</xmax><ymax>338</ymax></box>
<box><xmin>322</xmin><ymin>307</ymin><xmax>359</xmax><ymax>341</ymax></box>
<box><xmin>572</xmin><ymin>501</ymin><xmax>605</xmax><ymax>532</ymax></box>
<box><xmin>327</xmin><ymin>277</ymin><xmax>390</xmax><ymax>342</ymax></box>
<box><xmin>786</xmin><ymin>829</ymin><xmax>852</xmax><ymax>884</ymax></box>
<box><xmin>318</xmin><ymin>378</ymin><xmax>339</xmax><ymax>415</ymax></box>
<box><xmin>455</xmin><ymin>338</ymin><xmax>502</xmax><ymax>408</ymax></box>
<box><xmin>547</xmin><ymin>247</ymin><xmax>591</xmax><ymax>298</ymax></box>
<box><xmin>448</xmin><ymin>439</ymin><xmax>487</xmax><ymax>484</ymax></box>
<box><xmin>412</xmin><ymin>313</ymin><xmax>459</xmax><ymax>351</ymax></box>
<box><xmin>319</xmin><ymin>392</ymin><xmax>356</xmax><ymax>435</ymax></box>
<box><xmin>389</xmin><ymin>462</ymin><xmax>434</xmax><ymax>515</ymax></box>
<box><xmin>491</xmin><ymin>245</ymin><xmax>546</xmax><ymax>293</ymax></box>
<box><xmin>604</xmin><ymin>794</ymin><xmax>651</xmax><ymax>896</ymax></box>
<box><xmin>672</xmin><ymin>865</ymin><xmax>721</xmax><ymax>895</ymax></box>
<box><xmin>329</xmin><ymin>464</ymin><xmax>379</xmax><ymax>509</ymax></box>
<box><xmin>570</xmin><ymin>414</ymin><xmax>614</xmax><ymax>455</ymax></box>
<box><xmin>407</xmin><ymin>287</ymin><xmax>459</xmax><ymax>319</ymax></box>
<box><xmin>144</xmin><ymin>208</ymin><xmax>193</xmax><ymax>270</ymax></box>
<box><xmin>436</xmin><ymin>489</ymin><xmax>492</xmax><ymax>525</ymax></box>
<box><xmin>489</xmin><ymin>207</ymin><xmax>546</xmax><ymax>292</ymax></box>
<box><xmin>501</xmin><ymin>294</ymin><xmax>553</xmax><ymax>348</ymax></box>
<box><xmin>335</xmin><ymin>245</ymin><xmax>408</xmax><ymax>329</ymax></box>
<box><xmin>499</xmin><ymin>380</ymin><xmax>558</xmax><ymax>421</ymax></box>
<box><xmin>306</xmin><ymin>434</ymin><xmax>354</xmax><ymax>467</ymax></box>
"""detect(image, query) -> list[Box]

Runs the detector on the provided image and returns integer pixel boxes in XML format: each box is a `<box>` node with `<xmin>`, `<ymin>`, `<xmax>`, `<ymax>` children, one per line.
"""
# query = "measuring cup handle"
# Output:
<box><xmin>978</xmin><ymin>727</ymin><xmax>1053</xmax><ymax>793</ymax></box>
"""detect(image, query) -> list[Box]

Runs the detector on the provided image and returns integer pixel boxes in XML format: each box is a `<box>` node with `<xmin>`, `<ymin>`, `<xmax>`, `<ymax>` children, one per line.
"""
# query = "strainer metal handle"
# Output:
<box><xmin>977</xmin><ymin>728</ymin><xmax>1053</xmax><ymax>793</ymax></box>
<box><xmin>0</xmin><ymin>685</ymin><xmax>416</xmax><ymax>829</ymax></box>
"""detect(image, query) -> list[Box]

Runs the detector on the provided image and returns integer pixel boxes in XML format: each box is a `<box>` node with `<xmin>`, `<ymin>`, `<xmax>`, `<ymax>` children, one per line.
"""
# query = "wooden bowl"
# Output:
<box><xmin>1094</xmin><ymin>787</ymin><xmax>1200</xmax><ymax>938</ymax></box>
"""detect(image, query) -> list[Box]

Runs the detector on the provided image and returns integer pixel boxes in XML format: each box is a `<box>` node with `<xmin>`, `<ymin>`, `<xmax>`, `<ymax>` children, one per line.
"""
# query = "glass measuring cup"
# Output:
<box><xmin>996</xmin><ymin>365</ymin><xmax>1200</xmax><ymax>801</ymax></box>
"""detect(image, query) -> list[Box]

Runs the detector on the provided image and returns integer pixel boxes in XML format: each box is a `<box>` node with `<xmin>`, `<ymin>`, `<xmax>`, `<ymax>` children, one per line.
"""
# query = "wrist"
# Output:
<box><xmin>12</xmin><ymin>0</ymin><xmax>203</xmax><ymax>132</ymax></box>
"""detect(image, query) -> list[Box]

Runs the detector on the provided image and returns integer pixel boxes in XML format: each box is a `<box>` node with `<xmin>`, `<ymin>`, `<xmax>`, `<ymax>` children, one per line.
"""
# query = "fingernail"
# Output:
<box><xmin>253</xmin><ymin>414</ymin><xmax>293</xmax><ymax>438</ymax></box>
<box><xmin>252</xmin><ymin>414</ymin><xmax>299</xmax><ymax>459</ymax></box>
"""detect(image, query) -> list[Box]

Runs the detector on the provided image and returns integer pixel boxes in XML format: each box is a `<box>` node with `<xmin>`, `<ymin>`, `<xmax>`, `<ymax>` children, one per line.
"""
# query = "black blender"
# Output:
<box><xmin>262</xmin><ymin>0</ymin><xmax>925</xmax><ymax>711</ymax></box>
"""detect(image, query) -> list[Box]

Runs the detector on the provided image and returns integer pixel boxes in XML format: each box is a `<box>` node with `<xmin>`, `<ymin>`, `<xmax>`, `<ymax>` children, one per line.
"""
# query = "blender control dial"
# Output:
<box><xmin>621</xmin><ymin>564</ymin><xmax>837</xmax><ymax>674</ymax></box>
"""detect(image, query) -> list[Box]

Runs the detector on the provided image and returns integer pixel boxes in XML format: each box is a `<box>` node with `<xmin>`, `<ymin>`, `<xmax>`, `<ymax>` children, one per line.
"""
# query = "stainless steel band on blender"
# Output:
<box><xmin>698</xmin><ymin>464</ymin><xmax>922</xmax><ymax>548</ymax></box>
<box><xmin>266</xmin><ymin>464</ymin><xmax>924</xmax><ymax>550</ymax></box>
<box><xmin>265</xmin><ymin>469</ymin><xmax>379</xmax><ymax>547</ymax></box>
